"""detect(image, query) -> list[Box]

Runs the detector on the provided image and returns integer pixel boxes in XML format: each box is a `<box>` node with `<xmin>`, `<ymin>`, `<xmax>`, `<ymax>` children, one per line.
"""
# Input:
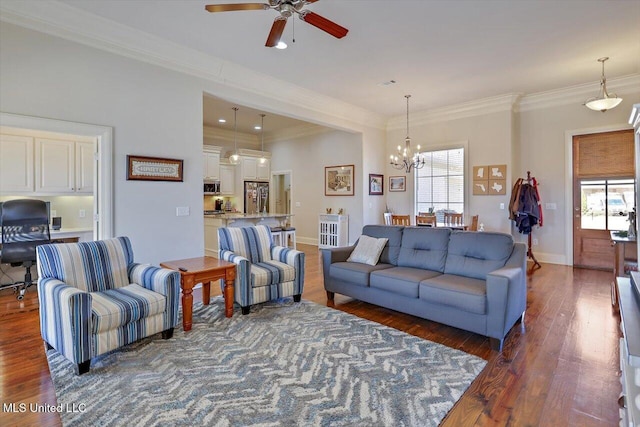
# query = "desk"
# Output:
<box><xmin>160</xmin><ymin>256</ymin><xmax>236</xmax><ymax>331</ymax></box>
<box><xmin>610</xmin><ymin>231</ymin><xmax>637</xmax><ymax>309</ymax></box>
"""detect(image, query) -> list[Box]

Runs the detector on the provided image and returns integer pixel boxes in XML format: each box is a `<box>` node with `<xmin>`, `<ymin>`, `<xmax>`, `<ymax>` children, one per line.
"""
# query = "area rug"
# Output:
<box><xmin>46</xmin><ymin>297</ymin><xmax>486</xmax><ymax>426</ymax></box>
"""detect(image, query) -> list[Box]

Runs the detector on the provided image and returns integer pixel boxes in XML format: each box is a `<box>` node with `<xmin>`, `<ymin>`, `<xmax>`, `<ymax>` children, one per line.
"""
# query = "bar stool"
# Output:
<box><xmin>282</xmin><ymin>226</ymin><xmax>296</xmax><ymax>249</ymax></box>
<box><xmin>270</xmin><ymin>227</ymin><xmax>283</xmax><ymax>246</ymax></box>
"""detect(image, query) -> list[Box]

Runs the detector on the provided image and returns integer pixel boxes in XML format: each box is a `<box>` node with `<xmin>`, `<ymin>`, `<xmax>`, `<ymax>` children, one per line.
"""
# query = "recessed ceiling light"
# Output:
<box><xmin>254</xmin><ymin>126</ymin><xmax>262</xmax><ymax>130</ymax></box>
<box><xmin>275</xmin><ymin>41</ymin><xmax>287</xmax><ymax>50</ymax></box>
<box><xmin>218</xmin><ymin>118</ymin><xmax>226</xmax><ymax>123</ymax></box>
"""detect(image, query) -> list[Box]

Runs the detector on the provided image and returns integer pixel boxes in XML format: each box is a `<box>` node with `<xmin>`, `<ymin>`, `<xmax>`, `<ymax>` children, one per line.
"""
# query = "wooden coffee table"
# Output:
<box><xmin>160</xmin><ymin>256</ymin><xmax>236</xmax><ymax>332</ymax></box>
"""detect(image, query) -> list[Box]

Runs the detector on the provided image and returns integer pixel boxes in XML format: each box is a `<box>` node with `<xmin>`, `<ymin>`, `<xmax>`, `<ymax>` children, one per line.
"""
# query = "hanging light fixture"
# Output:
<box><xmin>229</xmin><ymin>107</ymin><xmax>240</xmax><ymax>165</ymax></box>
<box><xmin>259</xmin><ymin>114</ymin><xmax>267</xmax><ymax>164</ymax></box>
<box><xmin>584</xmin><ymin>57</ymin><xmax>623</xmax><ymax>112</ymax></box>
<box><xmin>390</xmin><ymin>95</ymin><xmax>425</xmax><ymax>173</ymax></box>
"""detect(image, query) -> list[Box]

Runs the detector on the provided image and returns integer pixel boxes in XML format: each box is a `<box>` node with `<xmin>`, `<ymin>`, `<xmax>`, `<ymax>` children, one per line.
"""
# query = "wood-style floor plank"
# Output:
<box><xmin>0</xmin><ymin>244</ymin><xmax>621</xmax><ymax>426</ymax></box>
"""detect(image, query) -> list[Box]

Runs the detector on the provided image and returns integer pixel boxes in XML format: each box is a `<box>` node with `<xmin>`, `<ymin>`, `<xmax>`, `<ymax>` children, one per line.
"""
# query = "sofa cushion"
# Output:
<box><xmin>218</xmin><ymin>225</ymin><xmax>272</xmax><ymax>264</ymax></box>
<box><xmin>330</xmin><ymin>262</ymin><xmax>394</xmax><ymax>287</ymax></box>
<box><xmin>444</xmin><ymin>232</ymin><xmax>514</xmax><ymax>280</ymax></box>
<box><xmin>397</xmin><ymin>227</ymin><xmax>451</xmax><ymax>272</ymax></box>
<box><xmin>347</xmin><ymin>235</ymin><xmax>388</xmax><ymax>265</ymax></box>
<box><xmin>362</xmin><ymin>225</ymin><xmax>404</xmax><ymax>265</ymax></box>
<box><xmin>419</xmin><ymin>274</ymin><xmax>486</xmax><ymax>315</ymax></box>
<box><xmin>251</xmin><ymin>260</ymin><xmax>296</xmax><ymax>287</ymax></box>
<box><xmin>91</xmin><ymin>283</ymin><xmax>166</xmax><ymax>333</ymax></box>
<box><xmin>370</xmin><ymin>267</ymin><xmax>442</xmax><ymax>298</ymax></box>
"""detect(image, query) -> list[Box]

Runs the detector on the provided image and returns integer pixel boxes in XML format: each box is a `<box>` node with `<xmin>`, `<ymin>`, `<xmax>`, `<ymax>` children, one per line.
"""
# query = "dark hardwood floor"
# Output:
<box><xmin>0</xmin><ymin>244</ymin><xmax>620</xmax><ymax>426</ymax></box>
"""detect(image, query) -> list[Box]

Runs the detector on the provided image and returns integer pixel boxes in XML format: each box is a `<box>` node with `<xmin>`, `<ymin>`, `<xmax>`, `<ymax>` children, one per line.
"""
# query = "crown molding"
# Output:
<box><xmin>517</xmin><ymin>74</ymin><xmax>640</xmax><ymax>112</ymax></box>
<box><xmin>387</xmin><ymin>94</ymin><xmax>522</xmax><ymax>130</ymax></box>
<box><xmin>0</xmin><ymin>0</ymin><xmax>386</xmax><ymax>131</ymax></box>
<box><xmin>265</xmin><ymin>123</ymin><xmax>333</xmax><ymax>142</ymax></box>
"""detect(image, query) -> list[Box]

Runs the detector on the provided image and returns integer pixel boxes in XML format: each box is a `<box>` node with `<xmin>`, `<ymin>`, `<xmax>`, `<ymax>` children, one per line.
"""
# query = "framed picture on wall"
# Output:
<box><xmin>389</xmin><ymin>176</ymin><xmax>406</xmax><ymax>192</ymax></box>
<box><xmin>325</xmin><ymin>164</ymin><xmax>355</xmax><ymax>196</ymax></box>
<box><xmin>369</xmin><ymin>174</ymin><xmax>383</xmax><ymax>195</ymax></box>
<box><xmin>127</xmin><ymin>155</ymin><xmax>183</xmax><ymax>182</ymax></box>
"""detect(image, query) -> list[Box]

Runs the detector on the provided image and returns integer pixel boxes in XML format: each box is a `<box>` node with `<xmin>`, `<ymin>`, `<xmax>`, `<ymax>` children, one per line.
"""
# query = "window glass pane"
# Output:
<box><xmin>581</xmin><ymin>181</ymin><xmax>606</xmax><ymax>230</ymax></box>
<box><xmin>449</xmin><ymin>149</ymin><xmax>464</xmax><ymax>174</ymax></box>
<box><xmin>448</xmin><ymin>175</ymin><xmax>464</xmax><ymax>203</ymax></box>
<box><xmin>580</xmin><ymin>179</ymin><xmax>635</xmax><ymax>231</ymax></box>
<box><xmin>415</xmin><ymin>147</ymin><xmax>465</xmax><ymax>219</ymax></box>
<box><xmin>432</xmin><ymin>176</ymin><xmax>447</xmax><ymax>202</ymax></box>
<box><xmin>432</xmin><ymin>151</ymin><xmax>448</xmax><ymax>176</ymax></box>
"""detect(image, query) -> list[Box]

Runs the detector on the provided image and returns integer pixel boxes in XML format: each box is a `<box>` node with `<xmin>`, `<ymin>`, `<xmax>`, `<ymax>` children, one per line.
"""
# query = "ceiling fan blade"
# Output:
<box><xmin>205</xmin><ymin>3</ymin><xmax>269</xmax><ymax>13</ymax></box>
<box><xmin>299</xmin><ymin>11</ymin><xmax>348</xmax><ymax>39</ymax></box>
<box><xmin>265</xmin><ymin>17</ymin><xmax>287</xmax><ymax>47</ymax></box>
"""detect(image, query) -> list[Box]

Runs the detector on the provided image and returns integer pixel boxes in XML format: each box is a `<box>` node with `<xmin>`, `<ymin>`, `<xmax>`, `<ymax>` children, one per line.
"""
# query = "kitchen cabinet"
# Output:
<box><xmin>257</xmin><ymin>158</ymin><xmax>270</xmax><ymax>181</ymax></box>
<box><xmin>0</xmin><ymin>134</ymin><xmax>34</xmax><ymax>193</ymax></box>
<box><xmin>35</xmin><ymin>138</ymin><xmax>94</xmax><ymax>194</ymax></box>
<box><xmin>220</xmin><ymin>164</ymin><xmax>235</xmax><ymax>195</ymax></box>
<box><xmin>241</xmin><ymin>156</ymin><xmax>270</xmax><ymax>181</ymax></box>
<box><xmin>203</xmin><ymin>146</ymin><xmax>221</xmax><ymax>181</ymax></box>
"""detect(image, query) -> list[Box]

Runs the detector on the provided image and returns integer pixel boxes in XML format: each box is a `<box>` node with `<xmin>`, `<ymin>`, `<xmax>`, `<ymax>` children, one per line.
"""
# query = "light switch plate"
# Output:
<box><xmin>176</xmin><ymin>206</ymin><xmax>190</xmax><ymax>216</ymax></box>
<box><xmin>545</xmin><ymin>203</ymin><xmax>557</xmax><ymax>210</ymax></box>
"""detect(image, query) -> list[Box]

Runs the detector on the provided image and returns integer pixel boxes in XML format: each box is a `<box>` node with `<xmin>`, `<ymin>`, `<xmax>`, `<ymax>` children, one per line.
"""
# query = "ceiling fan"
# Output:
<box><xmin>205</xmin><ymin>1</ymin><xmax>349</xmax><ymax>47</ymax></box>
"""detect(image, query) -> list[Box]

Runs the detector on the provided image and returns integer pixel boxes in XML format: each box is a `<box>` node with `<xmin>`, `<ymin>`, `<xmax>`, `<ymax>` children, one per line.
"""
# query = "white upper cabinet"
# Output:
<box><xmin>0</xmin><ymin>134</ymin><xmax>34</xmax><ymax>193</ymax></box>
<box><xmin>257</xmin><ymin>158</ymin><xmax>270</xmax><ymax>181</ymax></box>
<box><xmin>220</xmin><ymin>164</ymin><xmax>235</xmax><ymax>195</ymax></box>
<box><xmin>203</xmin><ymin>146</ymin><xmax>221</xmax><ymax>181</ymax></box>
<box><xmin>35</xmin><ymin>138</ymin><xmax>95</xmax><ymax>194</ymax></box>
<box><xmin>241</xmin><ymin>156</ymin><xmax>258</xmax><ymax>180</ymax></box>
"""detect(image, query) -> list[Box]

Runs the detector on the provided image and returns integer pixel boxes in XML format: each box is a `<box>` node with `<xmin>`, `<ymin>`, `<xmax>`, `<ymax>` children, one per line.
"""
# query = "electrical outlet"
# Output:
<box><xmin>79</xmin><ymin>209</ymin><xmax>86</xmax><ymax>218</ymax></box>
<box><xmin>545</xmin><ymin>203</ymin><xmax>557</xmax><ymax>210</ymax></box>
<box><xmin>176</xmin><ymin>206</ymin><xmax>190</xmax><ymax>216</ymax></box>
<box><xmin>295</xmin><ymin>202</ymin><xmax>301</xmax><ymax>207</ymax></box>
<box><xmin>499</xmin><ymin>203</ymin><xmax>505</xmax><ymax>210</ymax></box>
<box><xmin>51</xmin><ymin>210</ymin><xmax>57</xmax><ymax>217</ymax></box>
<box><xmin>532</xmin><ymin>238</ymin><xmax>538</xmax><ymax>246</ymax></box>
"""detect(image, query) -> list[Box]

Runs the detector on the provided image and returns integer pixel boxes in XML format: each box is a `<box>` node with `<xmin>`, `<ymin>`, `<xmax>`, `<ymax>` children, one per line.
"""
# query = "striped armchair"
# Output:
<box><xmin>218</xmin><ymin>225</ymin><xmax>305</xmax><ymax>315</ymax></box>
<box><xmin>36</xmin><ymin>237</ymin><xmax>180</xmax><ymax>375</ymax></box>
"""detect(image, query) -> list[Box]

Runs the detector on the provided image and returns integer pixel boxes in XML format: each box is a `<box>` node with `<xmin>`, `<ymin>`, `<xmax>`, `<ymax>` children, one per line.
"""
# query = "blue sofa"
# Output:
<box><xmin>321</xmin><ymin>225</ymin><xmax>527</xmax><ymax>350</ymax></box>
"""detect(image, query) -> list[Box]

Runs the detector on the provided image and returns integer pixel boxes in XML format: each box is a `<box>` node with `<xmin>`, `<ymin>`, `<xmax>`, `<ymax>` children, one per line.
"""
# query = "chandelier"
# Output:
<box><xmin>390</xmin><ymin>95</ymin><xmax>425</xmax><ymax>173</ymax></box>
<box><xmin>584</xmin><ymin>57</ymin><xmax>623</xmax><ymax>113</ymax></box>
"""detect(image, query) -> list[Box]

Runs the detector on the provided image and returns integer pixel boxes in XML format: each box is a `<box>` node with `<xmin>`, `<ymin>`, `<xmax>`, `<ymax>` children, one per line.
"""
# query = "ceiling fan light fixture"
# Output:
<box><xmin>584</xmin><ymin>57</ymin><xmax>623</xmax><ymax>113</ymax></box>
<box><xmin>275</xmin><ymin>41</ymin><xmax>288</xmax><ymax>49</ymax></box>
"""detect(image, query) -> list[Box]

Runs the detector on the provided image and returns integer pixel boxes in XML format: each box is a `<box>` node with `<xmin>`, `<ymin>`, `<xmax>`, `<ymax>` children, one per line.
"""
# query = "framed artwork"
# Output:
<box><xmin>325</xmin><ymin>164</ymin><xmax>355</xmax><ymax>196</ymax></box>
<box><xmin>369</xmin><ymin>174</ymin><xmax>383</xmax><ymax>195</ymax></box>
<box><xmin>389</xmin><ymin>176</ymin><xmax>406</xmax><ymax>192</ymax></box>
<box><xmin>127</xmin><ymin>155</ymin><xmax>184</xmax><ymax>182</ymax></box>
<box><xmin>473</xmin><ymin>164</ymin><xmax>507</xmax><ymax>195</ymax></box>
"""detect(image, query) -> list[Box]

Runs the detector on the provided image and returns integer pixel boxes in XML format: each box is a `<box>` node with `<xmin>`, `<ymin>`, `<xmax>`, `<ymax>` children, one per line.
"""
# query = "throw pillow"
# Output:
<box><xmin>347</xmin><ymin>235</ymin><xmax>388</xmax><ymax>266</ymax></box>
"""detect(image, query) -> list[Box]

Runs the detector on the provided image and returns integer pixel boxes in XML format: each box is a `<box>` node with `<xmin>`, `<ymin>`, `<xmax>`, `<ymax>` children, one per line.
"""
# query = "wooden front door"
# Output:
<box><xmin>573</xmin><ymin>130</ymin><xmax>634</xmax><ymax>269</ymax></box>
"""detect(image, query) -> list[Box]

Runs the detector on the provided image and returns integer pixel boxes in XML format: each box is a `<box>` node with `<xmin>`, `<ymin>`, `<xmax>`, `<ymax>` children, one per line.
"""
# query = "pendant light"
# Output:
<box><xmin>389</xmin><ymin>95</ymin><xmax>425</xmax><ymax>173</ymax></box>
<box><xmin>584</xmin><ymin>57</ymin><xmax>623</xmax><ymax>113</ymax></box>
<box><xmin>229</xmin><ymin>107</ymin><xmax>240</xmax><ymax>165</ymax></box>
<box><xmin>259</xmin><ymin>114</ymin><xmax>267</xmax><ymax>164</ymax></box>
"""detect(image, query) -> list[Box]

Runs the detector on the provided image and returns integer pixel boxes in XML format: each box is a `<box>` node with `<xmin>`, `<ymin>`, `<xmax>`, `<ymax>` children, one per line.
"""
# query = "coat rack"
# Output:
<box><xmin>509</xmin><ymin>171</ymin><xmax>542</xmax><ymax>272</ymax></box>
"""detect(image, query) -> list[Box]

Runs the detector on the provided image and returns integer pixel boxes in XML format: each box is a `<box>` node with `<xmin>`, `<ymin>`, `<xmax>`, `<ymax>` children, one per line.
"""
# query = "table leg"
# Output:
<box><xmin>223</xmin><ymin>267</ymin><xmax>235</xmax><ymax>318</ymax></box>
<box><xmin>202</xmin><ymin>281</ymin><xmax>211</xmax><ymax>305</ymax></box>
<box><xmin>182</xmin><ymin>276</ymin><xmax>195</xmax><ymax>331</ymax></box>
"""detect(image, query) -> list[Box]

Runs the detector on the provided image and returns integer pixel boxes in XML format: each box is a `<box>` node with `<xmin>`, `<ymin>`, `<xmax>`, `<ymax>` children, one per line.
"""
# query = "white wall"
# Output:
<box><xmin>269</xmin><ymin>129</ymin><xmax>363</xmax><ymax>245</ymax></box>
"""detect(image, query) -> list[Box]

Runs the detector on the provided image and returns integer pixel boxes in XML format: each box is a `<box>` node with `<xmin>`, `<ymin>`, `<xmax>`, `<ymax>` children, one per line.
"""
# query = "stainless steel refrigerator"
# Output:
<box><xmin>244</xmin><ymin>181</ymin><xmax>269</xmax><ymax>214</ymax></box>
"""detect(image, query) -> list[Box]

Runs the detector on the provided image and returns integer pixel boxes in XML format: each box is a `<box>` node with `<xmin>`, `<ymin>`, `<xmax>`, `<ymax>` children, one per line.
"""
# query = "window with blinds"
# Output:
<box><xmin>415</xmin><ymin>147</ymin><xmax>465</xmax><ymax>221</ymax></box>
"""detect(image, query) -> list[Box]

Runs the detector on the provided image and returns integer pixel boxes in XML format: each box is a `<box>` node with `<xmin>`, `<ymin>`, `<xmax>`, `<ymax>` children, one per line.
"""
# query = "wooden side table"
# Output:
<box><xmin>160</xmin><ymin>256</ymin><xmax>236</xmax><ymax>331</ymax></box>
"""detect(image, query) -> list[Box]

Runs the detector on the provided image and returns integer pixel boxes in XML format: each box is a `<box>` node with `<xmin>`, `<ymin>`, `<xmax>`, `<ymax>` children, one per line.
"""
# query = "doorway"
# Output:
<box><xmin>572</xmin><ymin>129</ymin><xmax>635</xmax><ymax>269</ymax></box>
<box><xmin>271</xmin><ymin>170</ymin><xmax>292</xmax><ymax>218</ymax></box>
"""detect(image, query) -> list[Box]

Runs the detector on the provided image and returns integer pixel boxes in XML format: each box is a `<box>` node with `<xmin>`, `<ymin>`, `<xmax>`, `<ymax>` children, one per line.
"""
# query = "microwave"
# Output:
<box><xmin>204</xmin><ymin>182</ymin><xmax>220</xmax><ymax>195</ymax></box>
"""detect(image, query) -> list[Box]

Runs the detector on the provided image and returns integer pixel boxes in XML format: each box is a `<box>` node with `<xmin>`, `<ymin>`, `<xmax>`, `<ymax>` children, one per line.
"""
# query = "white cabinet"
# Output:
<box><xmin>35</xmin><ymin>138</ymin><xmax>94</xmax><ymax>194</ymax></box>
<box><xmin>618</xmin><ymin>276</ymin><xmax>640</xmax><ymax>427</ymax></box>
<box><xmin>257</xmin><ymin>158</ymin><xmax>270</xmax><ymax>181</ymax></box>
<box><xmin>203</xmin><ymin>149</ymin><xmax>220</xmax><ymax>181</ymax></box>
<box><xmin>318</xmin><ymin>214</ymin><xmax>349</xmax><ymax>248</ymax></box>
<box><xmin>0</xmin><ymin>134</ymin><xmax>34</xmax><ymax>193</ymax></box>
<box><xmin>241</xmin><ymin>156</ymin><xmax>270</xmax><ymax>181</ymax></box>
<box><xmin>220</xmin><ymin>164</ymin><xmax>235</xmax><ymax>195</ymax></box>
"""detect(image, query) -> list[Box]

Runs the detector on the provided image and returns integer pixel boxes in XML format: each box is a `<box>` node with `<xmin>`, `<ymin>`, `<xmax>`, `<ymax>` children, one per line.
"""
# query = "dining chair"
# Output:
<box><xmin>383</xmin><ymin>212</ymin><xmax>393</xmax><ymax>225</ymax></box>
<box><xmin>443</xmin><ymin>212</ymin><xmax>464</xmax><ymax>227</ymax></box>
<box><xmin>416</xmin><ymin>215</ymin><xmax>437</xmax><ymax>227</ymax></box>
<box><xmin>391</xmin><ymin>214</ymin><xmax>411</xmax><ymax>226</ymax></box>
<box><xmin>469</xmin><ymin>215</ymin><xmax>479</xmax><ymax>231</ymax></box>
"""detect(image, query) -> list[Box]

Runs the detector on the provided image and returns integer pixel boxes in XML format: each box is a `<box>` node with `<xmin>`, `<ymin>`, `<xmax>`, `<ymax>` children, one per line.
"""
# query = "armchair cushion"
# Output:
<box><xmin>218</xmin><ymin>225</ymin><xmax>272</xmax><ymax>263</ymax></box>
<box><xmin>91</xmin><ymin>284</ymin><xmax>167</xmax><ymax>333</ymax></box>
<box><xmin>251</xmin><ymin>261</ymin><xmax>296</xmax><ymax>287</ymax></box>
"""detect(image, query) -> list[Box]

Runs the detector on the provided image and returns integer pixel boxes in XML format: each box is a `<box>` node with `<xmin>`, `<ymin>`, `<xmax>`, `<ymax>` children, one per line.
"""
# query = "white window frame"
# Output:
<box><xmin>414</xmin><ymin>141</ymin><xmax>468</xmax><ymax>221</ymax></box>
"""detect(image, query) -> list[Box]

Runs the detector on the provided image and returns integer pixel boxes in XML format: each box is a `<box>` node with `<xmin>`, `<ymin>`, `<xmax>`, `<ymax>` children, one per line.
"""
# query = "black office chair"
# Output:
<box><xmin>0</xmin><ymin>199</ymin><xmax>51</xmax><ymax>300</ymax></box>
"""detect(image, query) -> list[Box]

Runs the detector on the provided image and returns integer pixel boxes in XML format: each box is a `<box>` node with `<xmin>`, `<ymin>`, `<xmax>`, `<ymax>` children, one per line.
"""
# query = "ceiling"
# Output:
<box><xmin>55</xmin><ymin>0</ymin><xmax>640</xmax><ymax>130</ymax></box>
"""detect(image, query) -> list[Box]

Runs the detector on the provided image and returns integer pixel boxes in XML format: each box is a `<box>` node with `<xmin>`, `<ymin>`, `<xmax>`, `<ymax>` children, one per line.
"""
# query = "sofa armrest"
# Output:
<box><xmin>271</xmin><ymin>246</ymin><xmax>306</xmax><ymax>294</ymax></box>
<box><xmin>320</xmin><ymin>246</ymin><xmax>355</xmax><ymax>288</ymax></box>
<box><xmin>485</xmin><ymin>265</ymin><xmax>527</xmax><ymax>341</ymax></box>
<box><xmin>38</xmin><ymin>277</ymin><xmax>92</xmax><ymax>364</ymax></box>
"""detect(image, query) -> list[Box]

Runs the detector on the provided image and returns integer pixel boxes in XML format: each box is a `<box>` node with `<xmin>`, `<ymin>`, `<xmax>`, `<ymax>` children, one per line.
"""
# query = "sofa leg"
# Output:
<box><xmin>43</xmin><ymin>340</ymin><xmax>53</xmax><ymax>351</ymax></box>
<box><xmin>241</xmin><ymin>306</ymin><xmax>250</xmax><ymax>315</ymax></box>
<box><xmin>76</xmin><ymin>360</ymin><xmax>91</xmax><ymax>376</ymax></box>
<box><xmin>489</xmin><ymin>337</ymin><xmax>504</xmax><ymax>352</ymax></box>
<box><xmin>293</xmin><ymin>294</ymin><xmax>301</xmax><ymax>302</ymax></box>
<box><xmin>161</xmin><ymin>328</ymin><xmax>174</xmax><ymax>340</ymax></box>
<box><xmin>326</xmin><ymin>291</ymin><xmax>335</xmax><ymax>301</ymax></box>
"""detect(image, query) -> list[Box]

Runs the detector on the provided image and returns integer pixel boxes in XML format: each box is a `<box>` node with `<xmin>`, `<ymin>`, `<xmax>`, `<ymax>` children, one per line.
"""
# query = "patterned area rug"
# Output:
<box><xmin>46</xmin><ymin>298</ymin><xmax>486</xmax><ymax>426</ymax></box>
